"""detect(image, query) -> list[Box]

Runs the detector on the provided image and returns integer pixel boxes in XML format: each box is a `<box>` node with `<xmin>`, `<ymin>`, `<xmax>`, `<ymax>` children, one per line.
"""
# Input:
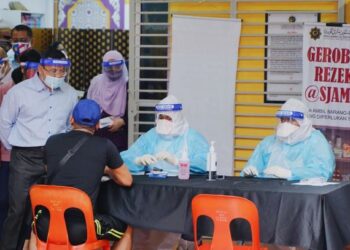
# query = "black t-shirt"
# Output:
<box><xmin>44</xmin><ymin>130</ymin><xmax>123</xmax><ymax>205</ymax></box>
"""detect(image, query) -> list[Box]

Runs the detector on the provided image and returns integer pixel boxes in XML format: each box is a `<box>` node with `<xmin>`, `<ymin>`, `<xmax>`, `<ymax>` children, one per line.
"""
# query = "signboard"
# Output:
<box><xmin>265</xmin><ymin>13</ymin><xmax>319</xmax><ymax>102</ymax></box>
<box><xmin>302</xmin><ymin>23</ymin><xmax>350</xmax><ymax>180</ymax></box>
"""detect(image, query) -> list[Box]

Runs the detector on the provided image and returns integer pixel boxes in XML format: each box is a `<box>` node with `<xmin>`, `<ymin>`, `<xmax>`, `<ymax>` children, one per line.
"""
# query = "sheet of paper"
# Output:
<box><xmin>292</xmin><ymin>180</ymin><xmax>339</xmax><ymax>186</ymax></box>
<box><xmin>99</xmin><ymin>116</ymin><xmax>113</xmax><ymax>128</ymax></box>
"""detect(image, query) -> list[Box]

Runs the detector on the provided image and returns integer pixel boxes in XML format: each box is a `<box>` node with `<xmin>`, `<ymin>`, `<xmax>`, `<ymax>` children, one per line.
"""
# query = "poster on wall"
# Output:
<box><xmin>302</xmin><ymin>23</ymin><xmax>350</xmax><ymax>180</ymax></box>
<box><xmin>58</xmin><ymin>0</ymin><xmax>126</xmax><ymax>29</ymax></box>
<box><xmin>265</xmin><ymin>13</ymin><xmax>319</xmax><ymax>103</ymax></box>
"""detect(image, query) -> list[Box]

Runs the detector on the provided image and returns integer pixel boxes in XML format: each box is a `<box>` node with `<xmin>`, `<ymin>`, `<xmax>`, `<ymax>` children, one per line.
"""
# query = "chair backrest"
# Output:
<box><xmin>191</xmin><ymin>194</ymin><xmax>262</xmax><ymax>250</ymax></box>
<box><xmin>29</xmin><ymin>184</ymin><xmax>99</xmax><ymax>247</ymax></box>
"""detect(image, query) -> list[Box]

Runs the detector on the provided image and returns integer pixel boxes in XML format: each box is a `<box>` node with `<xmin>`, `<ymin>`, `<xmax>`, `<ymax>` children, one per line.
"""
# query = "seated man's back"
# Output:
<box><xmin>45</xmin><ymin>130</ymin><xmax>122</xmax><ymax>205</ymax></box>
<box><xmin>34</xmin><ymin>99</ymin><xmax>132</xmax><ymax>248</ymax></box>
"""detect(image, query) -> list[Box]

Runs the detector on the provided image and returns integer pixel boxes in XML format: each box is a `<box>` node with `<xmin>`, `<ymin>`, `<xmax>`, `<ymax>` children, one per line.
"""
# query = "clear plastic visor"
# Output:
<box><xmin>40</xmin><ymin>58</ymin><xmax>70</xmax><ymax>77</ymax></box>
<box><xmin>0</xmin><ymin>57</ymin><xmax>8</xmax><ymax>65</ymax></box>
<box><xmin>276</xmin><ymin>110</ymin><xmax>304</xmax><ymax>123</ymax></box>
<box><xmin>102</xmin><ymin>60</ymin><xmax>124</xmax><ymax>72</ymax></box>
<box><xmin>155</xmin><ymin>103</ymin><xmax>182</xmax><ymax>112</ymax></box>
<box><xmin>20</xmin><ymin>61</ymin><xmax>39</xmax><ymax>70</ymax></box>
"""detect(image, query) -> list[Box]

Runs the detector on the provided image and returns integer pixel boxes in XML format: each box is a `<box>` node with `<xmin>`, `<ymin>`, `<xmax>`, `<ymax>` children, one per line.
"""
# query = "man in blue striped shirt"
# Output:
<box><xmin>0</xmin><ymin>48</ymin><xmax>78</xmax><ymax>249</ymax></box>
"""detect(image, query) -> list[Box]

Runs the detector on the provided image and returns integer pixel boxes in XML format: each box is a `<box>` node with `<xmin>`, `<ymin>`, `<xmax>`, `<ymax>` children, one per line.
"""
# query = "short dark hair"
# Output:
<box><xmin>42</xmin><ymin>48</ymin><xmax>66</xmax><ymax>60</ymax></box>
<box><xmin>11</xmin><ymin>24</ymin><xmax>33</xmax><ymax>38</ymax></box>
<box><xmin>11</xmin><ymin>67</ymin><xmax>23</xmax><ymax>84</ymax></box>
<box><xmin>19</xmin><ymin>49</ymin><xmax>41</xmax><ymax>63</ymax></box>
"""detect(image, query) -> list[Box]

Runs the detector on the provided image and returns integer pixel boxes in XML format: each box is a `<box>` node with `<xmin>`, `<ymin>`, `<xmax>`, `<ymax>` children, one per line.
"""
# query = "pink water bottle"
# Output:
<box><xmin>178</xmin><ymin>150</ymin><xmax>190</xmax><ymax>180</ymax></box>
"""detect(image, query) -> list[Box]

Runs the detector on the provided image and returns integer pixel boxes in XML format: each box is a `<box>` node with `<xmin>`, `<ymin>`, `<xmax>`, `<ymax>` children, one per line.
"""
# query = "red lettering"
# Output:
<box><xmin>307</xmin><ymin>47</ymin><xmax>350</xmax><ymax>64</ymax></box>
<box><xmin>331</xmin><ymin>87</ymin><xmax>339</xmax><ymax>103</ymax></box>
<box><xmin>332</xmin><ymin>48</ymin><xmax>341</xmax><ymax>63</ymax></box>
<box><xmin>320</xmin><ymin>86</ymin><xmax>327</xmax><ymax>101</ymax></box>
<box><xmin>337</xmin><ymin>68</ymin><xmax>344</xmax><ymax>83</ymax></box>
<box><xmin>323</xmin><ymin>67</ymin><xmax>330</xmax><ymax>82</ymax></box>
<box><xmin>340</xmin><ymin>88</ymin><xmax>350</xmax><ymax>103</ymax></box>
<box><xmin>341</xmin><ymin>48</ymin><xmax>350</xmax><ymax>64</ymax></box>
<box><xmin>330</xmin><ymin>68</ymin><xmax>337</xmax><ymax>83</ymax></box>
<box><xmin>308</xmin><ymin>47</ymin><xmax>315</xmax><ymax>62</ymax></box>
<box><xmin>316</xmin><ymin>47</ymin><xmax>323</xmax><ymax>62</ymax></box>
<box><xmin>345</xmin><ymin>68</ymin><xmax>350</xmax><ymax>83</ymax></box>
<box><xmin>314</xmin><ymin>67</ymin><xmax>323</xmax><ymax>82</ymax></box>
<box><xmin>323</xmin><ymin>47</ymin><xmax>332</xmax><ymax>63</ymax></box>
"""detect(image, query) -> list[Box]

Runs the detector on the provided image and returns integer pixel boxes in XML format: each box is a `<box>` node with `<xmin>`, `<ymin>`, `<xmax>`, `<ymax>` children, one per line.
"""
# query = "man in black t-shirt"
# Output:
<box><xmin>31</xmin><ymin>99</ymin><xmax>133</xmax><ymax>249</ymax></box>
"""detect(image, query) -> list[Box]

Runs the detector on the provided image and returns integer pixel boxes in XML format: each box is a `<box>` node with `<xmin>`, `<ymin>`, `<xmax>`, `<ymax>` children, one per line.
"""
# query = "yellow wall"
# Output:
<box><xmin>347</xmin><ymin>0</ymin><xmax>350</xmax><ymax>23</ymax></box>
<box><xmin>170</xmin><ymin>1</ymin><xmax>344</xmax><ymax>175</ymax></box>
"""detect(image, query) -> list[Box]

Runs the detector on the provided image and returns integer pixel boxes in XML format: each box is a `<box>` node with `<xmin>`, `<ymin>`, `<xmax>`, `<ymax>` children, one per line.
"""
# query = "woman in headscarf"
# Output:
<box><xmin>0</xmin><ymin>47</ymin><xmax>12</xmax><ymax>86</ymax></box>
<box><xmin>87</xmin><ymin>50</ymin><xmax>128</xmax><ymax>151</ymax></box>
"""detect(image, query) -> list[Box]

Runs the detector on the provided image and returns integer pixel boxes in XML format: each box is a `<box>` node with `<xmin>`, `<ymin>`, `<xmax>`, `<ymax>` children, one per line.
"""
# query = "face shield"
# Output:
<box><xmin>40</xmin><ymin>58</ymin><xmax>71</xmax><ymax>89</ymax></box>
<box><xmin>20</xmin><ymin>61</ymin><xmax>39</xmax><ymax>79</ymax></box>
<box><xmin>0</xmin><ymin>57</ymin><xmax>8</xmax><ymax>66</ymax></box>
<box><xmin>0</xmin><ymin>57</ymin><xmax>8</xmax><ymax>71</ymax></box>
<box><xmin>102</xmin><ymin>60</ymin><xmax>124</xmax><ymax>81</ymax></box>
<box><xmin>0</xmin><ymin>57</ymin><xmax>8</xmax><ymax>78</ymax></box>
<box><xmin>155</xmin><ymin>103</ymin><xmax>183</xmax><ymax>135</ymax></box>
<box><xmin>275</xmin><ymin>110</ymin><xmax>304</xmax><ymax>141</ymax></box>
<box><xmin>276</xmin><ymin>110</ymin><xmax>304</xmax><ymax>123</ymax></box>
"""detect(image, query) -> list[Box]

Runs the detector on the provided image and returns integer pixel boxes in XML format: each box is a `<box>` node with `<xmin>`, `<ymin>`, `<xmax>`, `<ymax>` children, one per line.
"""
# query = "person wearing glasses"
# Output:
<box><xmin>0</xmin><ymin>48</ymin><xmax>78</xmax><ymax>249</ymax></box>
<box><xmin>241</xmin><ymin>98</ymin><xmax>335</xmax><ymax>181</ymax></box>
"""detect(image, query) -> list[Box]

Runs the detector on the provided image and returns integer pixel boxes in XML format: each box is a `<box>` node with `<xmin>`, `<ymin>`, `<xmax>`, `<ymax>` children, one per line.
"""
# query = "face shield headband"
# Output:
<box><xmin>276</xmin><ymin>110</ymin><xmax>304</xmax><ymax>120</ymax></box>
<box><xmin>0</xmin><ymin>57</ymin><xmax>8</xmax><ymax>65</ymax></box>
<box><xmin>20</xmin><ymin>61</ymin><xmax>39</xmax><ymax>70</ymax></box>
<box><xmin>40</xmin><ymin>58</ymin><xmax>71</xmax><ymax>68</ymax></box>
<box><xmin>102</xmin><ymin>60</ymin><xmax>124</xmax><ymax>71</ymax></box>
<box><xmin>155</xmin><ymin>103</ymin><xmax>182</xmax><ymax>112</ymax></box>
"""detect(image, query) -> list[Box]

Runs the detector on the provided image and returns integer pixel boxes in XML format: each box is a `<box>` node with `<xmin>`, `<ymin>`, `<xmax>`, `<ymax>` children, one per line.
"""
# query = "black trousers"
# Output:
<box><xmin>0</xmin><ymin>161</ymin><xmax>10</xmax><ymax>238</ymax></box>
<box><xmin>36</xmin><ymin>208</ymin><xmax>127</xmax><ymax>245</ymax></box>
<box><xmin>0</xmin><ymin>147</ymin><xmax>45</xmax><ymax>250</ymax></box>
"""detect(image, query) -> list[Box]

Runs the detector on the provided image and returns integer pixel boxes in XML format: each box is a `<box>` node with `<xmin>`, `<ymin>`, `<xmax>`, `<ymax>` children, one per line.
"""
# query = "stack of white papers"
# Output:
<box><xmin>293</xmin><ymin>177</ymin><xmax>338</xmax><ymax>186</ymax></box>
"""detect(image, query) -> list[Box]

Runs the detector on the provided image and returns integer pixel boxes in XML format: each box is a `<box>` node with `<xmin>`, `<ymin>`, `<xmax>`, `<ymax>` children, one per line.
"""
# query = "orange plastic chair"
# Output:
<box><xmin>191</xmin><ymin>194</ymin><xmax>267</xmax><ymax>250</ymax></box>
<box><xmin>29</xmin><ymin>184</ymin><xmax>110</xmax><ymax>250</ymax></box>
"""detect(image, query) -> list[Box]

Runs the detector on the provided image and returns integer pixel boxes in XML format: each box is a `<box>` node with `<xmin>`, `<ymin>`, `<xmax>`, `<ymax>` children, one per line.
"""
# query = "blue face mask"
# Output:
<box><xmin>44</xmin><ymin>75</ymin><xmax>65</xmax><ymax>89</ymax></box>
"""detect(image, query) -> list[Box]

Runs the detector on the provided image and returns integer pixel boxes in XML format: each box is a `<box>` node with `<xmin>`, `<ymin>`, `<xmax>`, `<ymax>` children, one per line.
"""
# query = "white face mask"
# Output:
<box><xmin>12</xmin><ymin>42</ymin><xmax>31</xmax><ymax>56</ymax></box>
<box><xmin>44</xmin><ymin>75</ymin><xmax>65</xmax><ymax>90</ymax></box>
<box><xmin>276</xmin><ymin>122</ymin><xmax>299</xmax><ymax>140</ymax></box>
<box><xmin>156</xmin><ymin>119</ymin><xmax>173</xmax><ymax>135</ymax></box>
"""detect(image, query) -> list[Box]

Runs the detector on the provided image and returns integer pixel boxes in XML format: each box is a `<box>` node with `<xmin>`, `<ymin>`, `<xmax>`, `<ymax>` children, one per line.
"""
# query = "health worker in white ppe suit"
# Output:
<box><xmin>121</xmin><ymin>95</ymin><xmax>209</xmax><ymax>250</ymax></box>
<box><xmin>121</xmin><ymin>95</ymin><xmax>209</xmax><ymax>176</ymax></box>
<box><xmin>241</xmin><ymin>98</ymin><xmax>335</xmax><ymax>180</ymax></box>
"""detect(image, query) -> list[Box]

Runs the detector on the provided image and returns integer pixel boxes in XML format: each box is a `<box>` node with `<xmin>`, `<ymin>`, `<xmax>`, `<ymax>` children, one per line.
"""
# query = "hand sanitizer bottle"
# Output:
<box><xmin>207</xmin><ymin>141</ymin><xmax>217</xmax><ymax>181</ymax></box>
<box><xmin>178</xmin><ymin>148</ymin><xmax>190</xmax><ymax>180</ymax></box>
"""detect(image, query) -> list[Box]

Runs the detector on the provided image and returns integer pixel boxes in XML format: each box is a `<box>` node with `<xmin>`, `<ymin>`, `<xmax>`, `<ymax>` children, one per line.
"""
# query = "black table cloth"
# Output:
<box><xmin>97</xmin><ymin>176</ymin><xmax>350</xmax><ymax>250</ymax></box>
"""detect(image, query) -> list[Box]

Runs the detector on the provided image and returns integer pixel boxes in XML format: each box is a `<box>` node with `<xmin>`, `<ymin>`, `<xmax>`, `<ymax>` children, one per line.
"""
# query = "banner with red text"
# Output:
<box><xmin>302</xmin><ymin>23</ymin><xmax>350</xmax><ymax>180</ymax></box>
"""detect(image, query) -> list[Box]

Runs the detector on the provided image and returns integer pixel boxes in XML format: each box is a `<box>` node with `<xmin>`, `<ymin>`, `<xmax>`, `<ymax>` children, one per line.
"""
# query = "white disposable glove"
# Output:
<box><xmin>155</xmin><ymin>151</ymin><xmax>178</xmax><ymax>165</ymax></box>
<box><xmin>264</xmin><ymin>166</ymin><xmax>291</xmax><ymax>179</ymax></box>
<box><xmin>242</xmin><ymin>166</ymin><xmax>259</xmax><ymax>177</ymax></box>
<box><xmin>135</xmin><ymin>154</ymin><xmax>157</xmax><ymax>166</ymax></box>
